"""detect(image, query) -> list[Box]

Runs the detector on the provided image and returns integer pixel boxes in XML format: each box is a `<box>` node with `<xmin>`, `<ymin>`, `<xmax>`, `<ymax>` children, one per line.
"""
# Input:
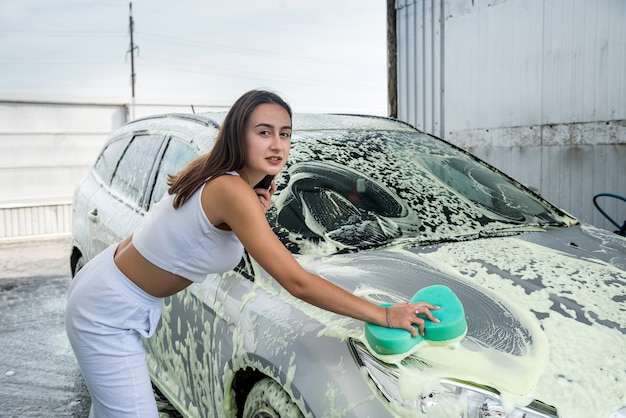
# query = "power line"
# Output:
<box><xmin>0</xmin><ymin>30</ymin><xmax>124</xmax><ymax>38</ymax></box>
<box><xmin>136</xmin><ymin>32</ymin><xmax>355</xmax><ymax>67</ymax></box>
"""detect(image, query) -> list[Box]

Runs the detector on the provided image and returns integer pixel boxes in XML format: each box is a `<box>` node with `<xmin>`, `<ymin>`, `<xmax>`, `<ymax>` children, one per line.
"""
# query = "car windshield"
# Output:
<box><xmin>267</xmin><ymin>129</ymin><xmax>575</xmax><ymax>255</ymax></box>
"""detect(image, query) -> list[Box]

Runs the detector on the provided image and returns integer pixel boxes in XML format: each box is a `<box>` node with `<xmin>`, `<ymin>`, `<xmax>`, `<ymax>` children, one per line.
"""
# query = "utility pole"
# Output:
<box><xmin>387</xmin><ymin>0</ymin><xmax>397</xmax><ymax>119</ymax></box>
<box><xmin>127</xmin><ymin>2</ymin><xmax>138</xmax><ymax>119</ymax></box>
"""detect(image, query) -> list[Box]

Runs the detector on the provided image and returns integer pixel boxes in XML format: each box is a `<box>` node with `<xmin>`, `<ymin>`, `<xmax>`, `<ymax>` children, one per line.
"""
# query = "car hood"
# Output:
<box><xmin>286</xmin><ymin>223</ymin><xmax>626</xmax><ymax>416</ymax></box>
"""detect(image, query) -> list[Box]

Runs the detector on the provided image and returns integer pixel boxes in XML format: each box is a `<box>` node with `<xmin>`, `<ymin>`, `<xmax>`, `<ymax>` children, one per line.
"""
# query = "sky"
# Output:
<box><xmin>0</xmin><ymin>0</ymin><xmax>389</xmax><ymax>114</ymax></box>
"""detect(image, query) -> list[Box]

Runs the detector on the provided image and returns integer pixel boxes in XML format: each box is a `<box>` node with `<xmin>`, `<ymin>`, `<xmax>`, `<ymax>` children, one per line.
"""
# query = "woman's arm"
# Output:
<box><xmin>202</xmin><ymin>175</ymin><xmax>439</xmax><ymax>336</ymax></box>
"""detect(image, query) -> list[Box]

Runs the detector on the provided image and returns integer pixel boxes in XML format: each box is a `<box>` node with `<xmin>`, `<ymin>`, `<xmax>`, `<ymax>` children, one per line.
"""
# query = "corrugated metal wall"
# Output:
<box><xmin>0</xmin><ymin>201</ymin><xmax>72</xmax><ymax>240</ymax></box>
<box><xmin>396</xmin><ymin>0</ymin><xmax>445</xmax><ymax>137</ymax></box>
<box><xmin>395</xmin><ymin>0</ymin><xmax>626</xmax><ymax>233</ymax></box>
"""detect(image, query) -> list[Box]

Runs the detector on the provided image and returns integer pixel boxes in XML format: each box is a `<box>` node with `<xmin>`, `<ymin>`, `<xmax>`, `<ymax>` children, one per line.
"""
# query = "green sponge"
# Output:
<box><xmin>364</xmin><ymin>285</ymin><xmax>467</xmax><ymax>357</ymax></box>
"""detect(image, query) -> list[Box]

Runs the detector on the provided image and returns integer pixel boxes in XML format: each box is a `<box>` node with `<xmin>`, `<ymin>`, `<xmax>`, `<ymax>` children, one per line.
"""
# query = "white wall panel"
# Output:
<box><xmin>0</xmin><ymin>102</ymin><xmax>125</xmax><ymax>205</ymax></box>
<box><xmin>0</xmin><ymin>100</ymin><xmax>224</xmax><ymax>238</ymax></box>
<box><xmin>0</xmin><ymin>102</ymin><xmax>126</xmax><ymax>134</ymax></box>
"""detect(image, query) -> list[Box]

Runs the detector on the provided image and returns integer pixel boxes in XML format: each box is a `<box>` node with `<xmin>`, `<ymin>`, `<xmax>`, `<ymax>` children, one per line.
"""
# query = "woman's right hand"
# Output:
<box><xmin>254</xmin><ymin>180</ymin><xmax>276</xmax><ymax>212</ymax></box>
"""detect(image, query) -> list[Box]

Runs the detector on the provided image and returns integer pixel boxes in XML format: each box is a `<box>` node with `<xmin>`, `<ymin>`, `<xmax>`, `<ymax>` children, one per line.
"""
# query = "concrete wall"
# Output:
<box><xmin>0</xmin><ymin>100</ymin><xmax>225</xmax><ymax>239</ymax></box>
<box><xmin>0</xmin><ymin>101</ymin><xmax>126</xmax><ymax>204</ymax></box>
<box><xmin>394</xmin><ymin>0</ymin><xmax>626</xmax><ymax>233</ymax></box>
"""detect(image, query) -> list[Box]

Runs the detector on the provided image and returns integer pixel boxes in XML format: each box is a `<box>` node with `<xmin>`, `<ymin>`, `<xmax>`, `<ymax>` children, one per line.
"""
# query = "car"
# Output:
<box><xmin>70</xmin><ymin>111</ymin><xmax>626</xmax><ymax>418</ymax></box>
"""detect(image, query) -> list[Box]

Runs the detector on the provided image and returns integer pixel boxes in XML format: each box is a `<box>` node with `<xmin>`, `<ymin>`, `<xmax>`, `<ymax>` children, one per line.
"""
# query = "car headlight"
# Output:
<box><xmin>349</xmin><ymin>339</ymin><xmax>557</xmax><ymax>417</ymax></box>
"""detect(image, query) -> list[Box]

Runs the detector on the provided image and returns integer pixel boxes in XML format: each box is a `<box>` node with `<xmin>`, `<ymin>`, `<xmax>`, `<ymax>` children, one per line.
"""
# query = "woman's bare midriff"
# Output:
<box><xmin>113</xmin><ymin>235</ymin><xmax>193</xmax><ymax>298</ymax></box>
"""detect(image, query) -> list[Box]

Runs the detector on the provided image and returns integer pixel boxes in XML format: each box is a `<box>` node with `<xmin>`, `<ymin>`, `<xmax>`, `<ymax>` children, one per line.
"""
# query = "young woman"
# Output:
<box><xmin>65</xmin><ymin>89</ymin><xmax>440</xmax><ymax>417</ymax></box>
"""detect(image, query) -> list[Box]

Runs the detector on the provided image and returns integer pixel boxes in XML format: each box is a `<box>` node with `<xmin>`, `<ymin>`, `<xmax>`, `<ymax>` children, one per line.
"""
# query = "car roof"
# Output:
<box><xmin>126</xmin><ymin>111</ymin><xmax>419</xmax><ymax>134</ymax></box>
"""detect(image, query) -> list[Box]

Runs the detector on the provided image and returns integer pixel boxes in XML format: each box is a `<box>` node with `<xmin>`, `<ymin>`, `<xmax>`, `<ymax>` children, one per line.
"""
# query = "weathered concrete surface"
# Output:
<box><xmin>0</xmin><ymin>235</ymin><xmax>180</xmax><ymax>417</ymax></box>
<box><xmin>0</xmin><ymin>235</ymin><xmax>90</xmax><ymax>417</ymax></box>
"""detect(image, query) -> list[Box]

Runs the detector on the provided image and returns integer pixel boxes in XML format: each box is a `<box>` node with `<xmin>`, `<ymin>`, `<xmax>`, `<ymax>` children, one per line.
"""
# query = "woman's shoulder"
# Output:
<box><xmin>205</xmin><ymin>170</ymin><xmax>240</xmax><ymax>185</ymax></box>
<box><xmin>201</xmin><ymin>171</ymin><xmax>261</xmax><ymax>226</ymax></box>
<box><xmin>203</xmin><ymin>172</ymin><xmax>251</xmax><ymax>198</ymax></box>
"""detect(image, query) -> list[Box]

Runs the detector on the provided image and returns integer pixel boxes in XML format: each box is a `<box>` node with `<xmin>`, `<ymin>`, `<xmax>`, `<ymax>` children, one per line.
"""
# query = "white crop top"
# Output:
<box><xmin>132</xmin><ymin>173</ymin><xmax>244</xmax><ymax>283</ymax></box>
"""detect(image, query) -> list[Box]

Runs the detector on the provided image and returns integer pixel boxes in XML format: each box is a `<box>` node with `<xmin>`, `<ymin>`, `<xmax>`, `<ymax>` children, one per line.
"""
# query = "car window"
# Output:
<box><xmin>149</xmin><ymin>137</ymin><xmax>198</xmax><ymax>207</ymax></box>
<box><xmin>93</xmin><ymin>135</ymin><xmax>132</xmax><ymax>185</ymax></box>
<box><xmin>109</xmin><ymin>134</ymin><xmax>164</xmax><ymax>207</ymax></box>
<box><xmin>273</xmin><ymin>160</ymin><xmax>414</xmax><ymax>251</ymax></box>
<box><xmin>420</xmin><ymin>156</ymin><xmax>549</xmax><ymax>222</ymax></box>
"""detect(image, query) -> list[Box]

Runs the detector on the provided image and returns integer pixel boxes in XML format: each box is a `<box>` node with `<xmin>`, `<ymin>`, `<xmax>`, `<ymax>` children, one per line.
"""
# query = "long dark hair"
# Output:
<box><xmin>167</xmin><ymin>89</ymin><xmax>292</xmax><ymax>208</ymax></box>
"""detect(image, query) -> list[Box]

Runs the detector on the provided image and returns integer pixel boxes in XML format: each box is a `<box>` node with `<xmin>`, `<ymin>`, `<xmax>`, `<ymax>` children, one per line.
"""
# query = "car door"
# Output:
<box><xmin>73</xmin><ymin>133</ymin><xmax>132</xmax><ymax>262</ymax></box>
<box><xmin>146</xmin><ymin>135</ymin><xmax>199</xmax><ymax>209</ymax></box>
<box><xmin>88</xmin><ymin>132</ymin><xmax>166</xmax><ymax>253</ymax></box>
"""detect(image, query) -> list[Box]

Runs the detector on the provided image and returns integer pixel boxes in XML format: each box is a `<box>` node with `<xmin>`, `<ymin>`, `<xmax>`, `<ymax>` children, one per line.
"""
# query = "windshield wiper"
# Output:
<box><xmin>478</xmin><ymin>221</ymin><xmax>566</xmax><ymax>238</ymax></box>
<box><xmin>397</xmin><ymin>221</ymin><xmax>571</xmax><ymax>250</ymax></box>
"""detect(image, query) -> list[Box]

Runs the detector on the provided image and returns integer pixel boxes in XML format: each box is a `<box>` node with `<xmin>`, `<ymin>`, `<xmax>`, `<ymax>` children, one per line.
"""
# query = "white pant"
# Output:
<box><xmin>65</xmin><ymin>244</ymin><xmax>162</xmax><ymax>417</ymax></box>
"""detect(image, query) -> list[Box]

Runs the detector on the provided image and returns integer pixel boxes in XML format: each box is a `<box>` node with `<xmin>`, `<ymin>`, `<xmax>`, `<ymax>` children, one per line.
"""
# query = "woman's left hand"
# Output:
<box><xmin>254</xmin><ymin>180</ymin><xmax>276</xmax><ymax>212</ymax></box>
<box><xmin>388</xmin><ymin>301</ymin><xmax>441</xmax><ymax>337</ymax></box>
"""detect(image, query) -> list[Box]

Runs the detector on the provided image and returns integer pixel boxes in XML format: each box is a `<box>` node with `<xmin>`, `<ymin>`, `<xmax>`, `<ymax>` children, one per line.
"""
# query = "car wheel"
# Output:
<box><xmin>73</xmin><ymin>255</ymin><xmax>87</xmax><ymax>277</ymax></box>
<box><xmin>242</xmin><ymin>378</ymin><xmax>304</xmax><ymax>418</ymax></box>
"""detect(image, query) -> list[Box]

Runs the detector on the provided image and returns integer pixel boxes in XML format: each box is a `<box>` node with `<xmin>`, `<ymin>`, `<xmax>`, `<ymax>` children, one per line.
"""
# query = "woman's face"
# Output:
<box><xmin>242</xmin><ymin>102</ymin><xmax>292</xmax><ymax>185</ymax></box>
